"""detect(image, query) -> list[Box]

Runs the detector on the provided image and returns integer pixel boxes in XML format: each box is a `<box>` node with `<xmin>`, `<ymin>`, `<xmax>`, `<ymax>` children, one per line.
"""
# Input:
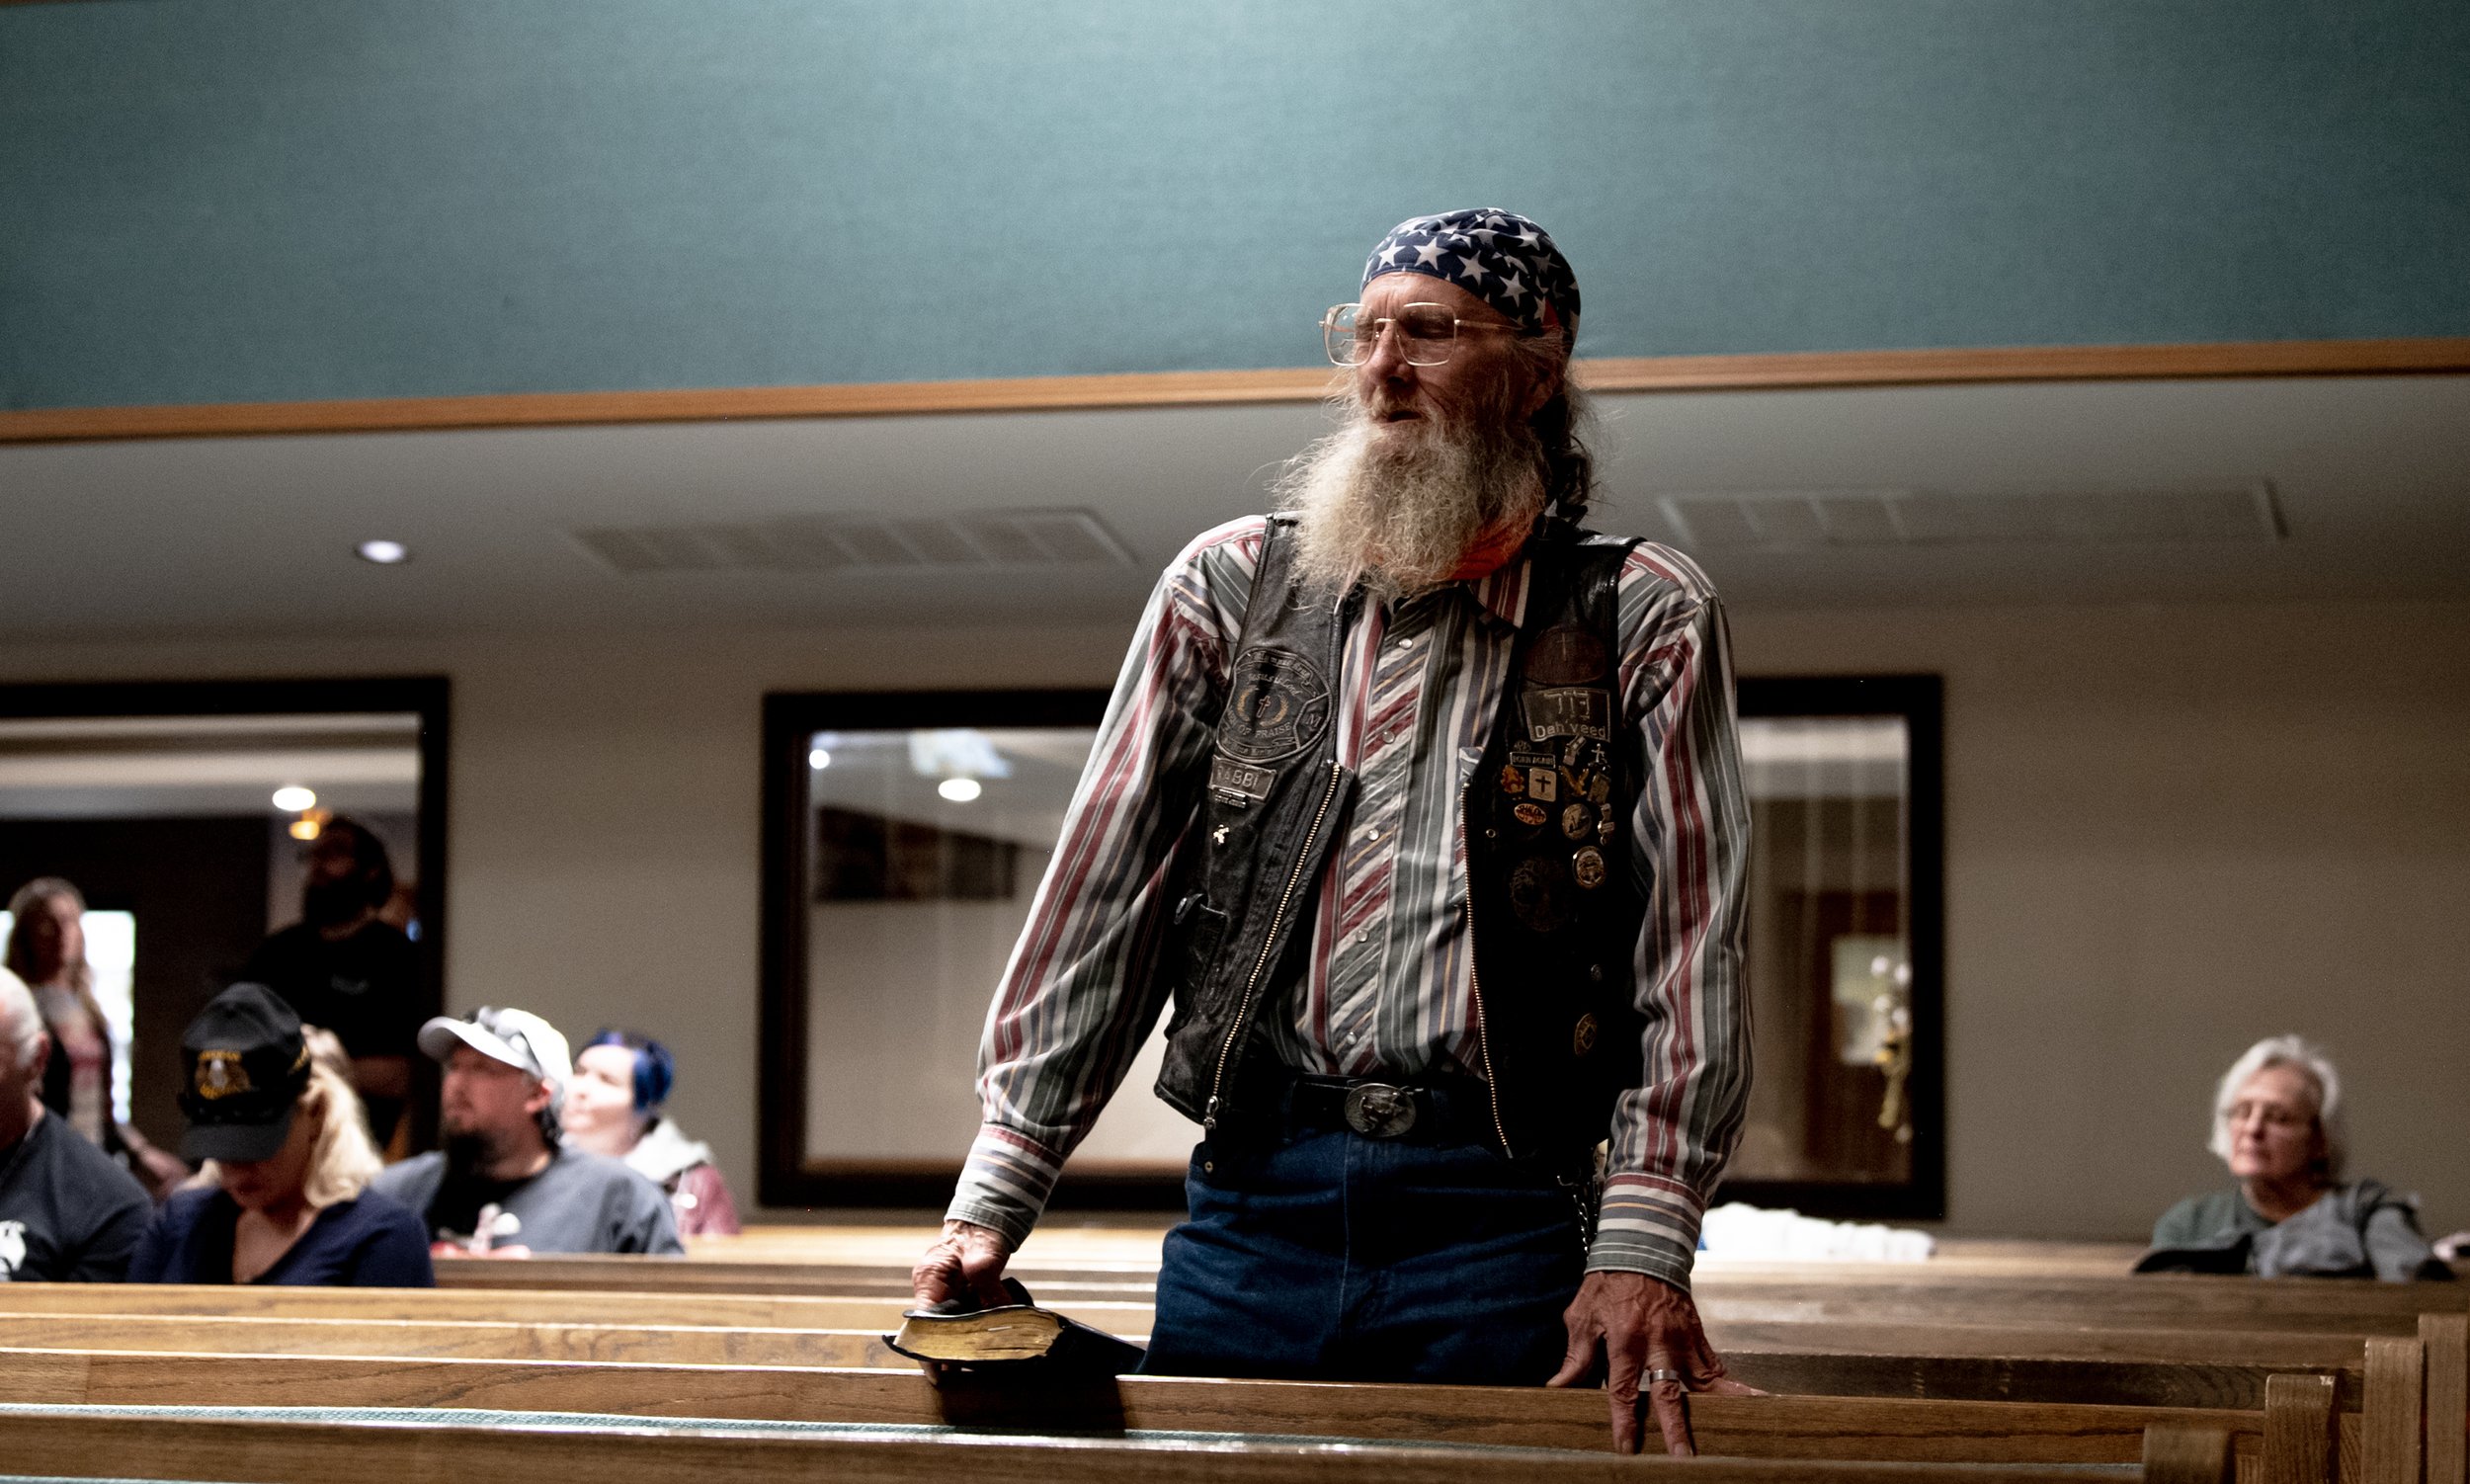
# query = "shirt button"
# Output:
<box><xmin>1354</xmin><ymin>930</ymin><xmax>1369</xmax><ymax>945</ymax></box>
<box><xmin>1362</xmin><ymin>827</ymin><xmax>1379</xmax><ymax>841</ymax></box>
<box><xmin>1397</xmin><ymin>637</ymin><xmax>1415</xmax><ymax>649</ymax></box>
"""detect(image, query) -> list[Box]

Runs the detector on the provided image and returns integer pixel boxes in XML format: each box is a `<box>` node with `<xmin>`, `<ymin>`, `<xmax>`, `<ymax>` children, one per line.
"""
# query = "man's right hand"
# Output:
<box><xmin>912</xmin><ymin>1217</ymin><xmax>1013</xmax><ymax>1310</ymax></box>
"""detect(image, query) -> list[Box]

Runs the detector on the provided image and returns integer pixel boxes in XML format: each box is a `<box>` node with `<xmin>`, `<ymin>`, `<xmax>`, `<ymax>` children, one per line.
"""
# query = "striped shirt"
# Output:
<box><xmin>948</xmin><ymin>515</ymin><xmax>1752</xmax><ymax>1286</ymax></box>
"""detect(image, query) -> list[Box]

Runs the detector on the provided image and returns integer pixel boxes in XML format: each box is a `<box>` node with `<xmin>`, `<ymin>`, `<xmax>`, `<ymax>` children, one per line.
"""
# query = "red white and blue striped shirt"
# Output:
<box><xmin>948</xmin><ymin>516</ymin><xmax>1751</xmax><ymax>1286</ymax></box>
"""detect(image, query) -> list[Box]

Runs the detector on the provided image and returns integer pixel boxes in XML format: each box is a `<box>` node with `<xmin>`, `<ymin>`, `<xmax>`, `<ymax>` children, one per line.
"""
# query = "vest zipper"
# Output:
<box><xmin>1457</xmin><ymin>783</ymin><xmax>1513</xmax><ymax>1153</ymax></box>
<box><xmin>1203</xmin><ymin>759</ymin><xmax>1346</xmax><ymax>1128</ymax></box>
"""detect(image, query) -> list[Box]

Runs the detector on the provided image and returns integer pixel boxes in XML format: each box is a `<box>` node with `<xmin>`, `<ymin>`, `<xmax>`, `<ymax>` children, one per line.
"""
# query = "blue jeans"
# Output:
<box><xmin>1140</xmin><ymin>1127</ymin><xmax>1588</xmax><ymax>1384</ymax></box>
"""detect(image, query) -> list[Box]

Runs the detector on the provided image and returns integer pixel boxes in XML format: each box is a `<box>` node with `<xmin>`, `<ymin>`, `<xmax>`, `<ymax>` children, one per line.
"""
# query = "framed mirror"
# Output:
<box><xmin>1722</xmin><ymin>674</ymin><xmax>1944</xmax><ymax>1219</ymax></box>
<box><xmin>759</xmin><ymin>689</ymin><xmax>1202</xmax><ymax>1208</ymax></box>
<box><xmin>0</xmin><ymin>677</ymin><xmax>451</xmax><ymax>1162</ymax></box>
<box><xmin>760</xmin><ymin>676</ymin><xmax>1942</xmax><ymax>1219</ymax></box>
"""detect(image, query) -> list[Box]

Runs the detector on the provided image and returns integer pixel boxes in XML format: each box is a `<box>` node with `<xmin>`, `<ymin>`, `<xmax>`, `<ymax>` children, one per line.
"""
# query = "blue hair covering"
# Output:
<box><xmin>584</xmin><ymin>1029</ymin><xmax>674</xmax><ymax>1114</ymax></box>
<box><xmin>1361</xmin><ymin>208</ymin><xmax>1580</xmax><ymax>342</ymax></box>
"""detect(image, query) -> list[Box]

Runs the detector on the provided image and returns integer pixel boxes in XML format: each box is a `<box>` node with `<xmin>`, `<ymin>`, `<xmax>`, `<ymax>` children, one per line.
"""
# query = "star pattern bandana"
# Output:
<box><xmin>1361</xmin><ymin>208</ymin><xmax>1580</xmax><ymax>341</ymax></box>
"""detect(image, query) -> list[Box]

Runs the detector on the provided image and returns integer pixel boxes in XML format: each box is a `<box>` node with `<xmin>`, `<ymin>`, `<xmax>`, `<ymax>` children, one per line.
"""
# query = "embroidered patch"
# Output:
<box><xmin>1526</xmin><ymin>623</ymin><xmax>1608</xmax><ymax>686</ymax></box>
<box><xmin>1508</xmin><ymin>855</ymin><xmax>1574</xmax><ymax>933</ymax></box>
<box><xmin>1523</xmin><ymin>687</ymin><xmax>1609</xmax><ymax>743</ymax></box>
<box><xmin>1209</xmin><ymin>755</ymin><xmax>1276</xmax><ymax>805</ymax></box>
<box><xmin>1219</xmin><ymin>647</ymin><xmax>1333</xmax><ymax>762</ymax></box>
<box><xmin>193</xmin><ymin>1049</ymin><xmax>251</xmax><ymax>1101</ymax></box>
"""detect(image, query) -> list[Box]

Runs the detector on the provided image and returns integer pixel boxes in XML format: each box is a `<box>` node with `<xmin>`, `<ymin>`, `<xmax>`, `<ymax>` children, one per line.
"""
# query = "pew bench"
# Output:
<box><xmin>0</xmin><ymin>1354</ymin><xmax>2260</xmax><ymax>1481</ymax></box>
<box><xmin>0</xmin><ymin>1404</ymin><xmax>2242</xmax><ymax>1484</ymax></box>
<box><xmin>431</xmin><ymin>1251</ymin><xmax>2465</xmax><ymax>1335</ymax></box>
<box><xmin>0</xmin><ymin>1288</ymin><xmax>2411</xmax><ymax>1411</ymax></box>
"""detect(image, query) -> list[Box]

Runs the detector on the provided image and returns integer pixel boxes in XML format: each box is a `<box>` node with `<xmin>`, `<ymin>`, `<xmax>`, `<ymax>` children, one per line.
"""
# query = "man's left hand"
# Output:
<box><xmin>1547</xmin><ymin>1271</ymin><xmax>1760</xmax><ymax>1454</ymax></box>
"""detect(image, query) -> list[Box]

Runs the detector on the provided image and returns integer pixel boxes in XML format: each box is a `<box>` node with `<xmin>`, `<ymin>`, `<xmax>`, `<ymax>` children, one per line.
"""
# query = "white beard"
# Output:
<box><xmin>1277</xmin><ymin>401</ymin><xmax>1547</xmax><ymax>604</ymax></box>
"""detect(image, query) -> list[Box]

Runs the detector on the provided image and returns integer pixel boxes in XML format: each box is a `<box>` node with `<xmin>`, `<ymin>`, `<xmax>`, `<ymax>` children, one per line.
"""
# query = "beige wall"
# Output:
<box><xmin>5</xmin><ymin>597</ymin><xmax>2462</xmax><ymax>1242</ymax></box>
<box><xmin>1734</xmin><ymin>600</ymin><xmax>2470</xmax><ymax>1240</ymax></box>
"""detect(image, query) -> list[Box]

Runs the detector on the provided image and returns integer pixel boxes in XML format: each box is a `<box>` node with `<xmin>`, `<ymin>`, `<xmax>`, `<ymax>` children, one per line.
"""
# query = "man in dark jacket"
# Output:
<box><xmin>235</xmin><ymin>817</ymin><xmax>422</xmax><ymax>1146</ymax></box>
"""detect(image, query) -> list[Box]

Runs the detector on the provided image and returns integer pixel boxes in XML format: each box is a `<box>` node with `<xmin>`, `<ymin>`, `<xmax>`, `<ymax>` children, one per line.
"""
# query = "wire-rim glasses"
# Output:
<box><xmin>1322</xmin><ymin>301</ymin><xmax>1523</xmax><ymax>368</ymax></box>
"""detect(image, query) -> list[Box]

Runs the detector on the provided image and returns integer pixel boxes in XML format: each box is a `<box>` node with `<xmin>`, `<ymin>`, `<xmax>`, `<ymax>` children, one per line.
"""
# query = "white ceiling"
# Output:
<box><xmin>1</xmin><ymin>374</ymin><xmax>2464</xmax><ymax>644</ymax></box>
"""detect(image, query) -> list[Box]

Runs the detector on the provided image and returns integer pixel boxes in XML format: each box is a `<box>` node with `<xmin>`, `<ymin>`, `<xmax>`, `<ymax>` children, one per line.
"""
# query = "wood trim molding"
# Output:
<box><xmin>1574</xmin><ymin>336</ymin><xmax>2470</xmax><ymax>391</ymax></box>
<box><xmin>5</xmin><ymin>337</ymin><xmax>2465</xmax><ymax>445</ymax></box>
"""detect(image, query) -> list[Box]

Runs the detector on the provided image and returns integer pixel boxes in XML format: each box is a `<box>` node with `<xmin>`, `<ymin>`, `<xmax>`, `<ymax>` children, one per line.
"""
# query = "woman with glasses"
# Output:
<box><xmin>2138</xmin><ymin>1034</ymin><xmax>2448</xmax><ymax>1280</ymax></box>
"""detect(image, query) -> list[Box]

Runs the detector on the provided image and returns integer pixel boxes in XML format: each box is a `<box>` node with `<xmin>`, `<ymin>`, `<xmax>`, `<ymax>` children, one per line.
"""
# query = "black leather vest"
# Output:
<box><xmin>1151</xmin><ymin>515</ymin><xmax>1644</xmax><ymax>1160</ymax></box>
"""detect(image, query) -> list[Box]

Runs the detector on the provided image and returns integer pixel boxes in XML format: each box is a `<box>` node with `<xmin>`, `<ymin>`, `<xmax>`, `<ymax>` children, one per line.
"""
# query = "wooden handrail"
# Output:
<box><xmin>3</xmin><ymin>337</ymin><xmax>2464</xmax><ymax>444</ymax></box>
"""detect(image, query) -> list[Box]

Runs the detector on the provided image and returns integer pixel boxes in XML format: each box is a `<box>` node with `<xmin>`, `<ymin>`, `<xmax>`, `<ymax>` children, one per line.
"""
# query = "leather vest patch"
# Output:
<box><xmin>1219</xmin><ymin>646</ymin><xmax>1332</xmax><ymax>762</ymax></box>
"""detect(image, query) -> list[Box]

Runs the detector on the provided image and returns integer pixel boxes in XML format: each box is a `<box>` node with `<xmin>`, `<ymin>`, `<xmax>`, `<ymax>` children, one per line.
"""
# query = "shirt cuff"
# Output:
<box><xmin>1587</xmin><ymin>1173</ymin><xmax>1705</xmax><ymax>1288</ymax></box>
<box><xmin>944</xmin><ymin>1122</ymin><xmax>1068</xmax><ymax>1251</ymax></box>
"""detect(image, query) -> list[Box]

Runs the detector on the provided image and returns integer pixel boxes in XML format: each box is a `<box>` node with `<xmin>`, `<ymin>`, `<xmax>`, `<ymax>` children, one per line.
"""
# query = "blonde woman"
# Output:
<box><xmin>128</xmin><ymin>984</ymin><xmax>432</xmax><ymax>1285</ymax></box>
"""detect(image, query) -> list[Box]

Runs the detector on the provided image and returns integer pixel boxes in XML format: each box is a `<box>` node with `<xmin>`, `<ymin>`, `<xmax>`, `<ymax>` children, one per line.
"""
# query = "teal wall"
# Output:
<box><xmin>4</xmin><ymin>0</ymin><xmax>2465</xmax><ymax>408</ymax></box>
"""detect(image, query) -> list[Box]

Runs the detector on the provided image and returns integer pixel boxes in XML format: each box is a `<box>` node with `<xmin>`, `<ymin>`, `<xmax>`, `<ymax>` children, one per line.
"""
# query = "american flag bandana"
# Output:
<box><xmin>1361</xmin><ymin>208</ymin><xmax>1580</xmax><ymax>341</ymax></box>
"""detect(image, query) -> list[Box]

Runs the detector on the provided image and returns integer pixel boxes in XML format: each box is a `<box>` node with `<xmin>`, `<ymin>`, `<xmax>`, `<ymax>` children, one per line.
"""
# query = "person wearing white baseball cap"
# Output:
<box><xmin>370</xmin><ymin>1006</ymin><xmax>681</xmax><ymax>1257</ymax></box>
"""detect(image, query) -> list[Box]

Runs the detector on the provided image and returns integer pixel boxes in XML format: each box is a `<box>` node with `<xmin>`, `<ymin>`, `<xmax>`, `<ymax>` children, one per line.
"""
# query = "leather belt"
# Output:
<box><xmin>1277</xmin><ymin>1073</ymin><xmax>1492</xmax><ymax>1144</ymax></box>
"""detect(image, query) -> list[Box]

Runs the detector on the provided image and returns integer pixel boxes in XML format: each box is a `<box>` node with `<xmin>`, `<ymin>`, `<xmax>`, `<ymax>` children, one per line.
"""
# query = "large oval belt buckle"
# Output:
<box><xmin>1343</xmin><ymin>1083</ymin><xmax>1418</xmax><ymax>1139</ymax></box>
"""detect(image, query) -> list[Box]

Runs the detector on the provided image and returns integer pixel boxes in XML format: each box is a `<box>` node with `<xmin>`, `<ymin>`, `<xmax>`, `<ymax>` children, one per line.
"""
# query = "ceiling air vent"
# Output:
<box><xmin>1659</xmin><ymin>483</ymin><xmax>2284</xmax><ymax>549</ymax></box>
<box><xmin>573</xmin><ymin>509</ymin><xmax>1135</xmax><ymax>575</ymax></box>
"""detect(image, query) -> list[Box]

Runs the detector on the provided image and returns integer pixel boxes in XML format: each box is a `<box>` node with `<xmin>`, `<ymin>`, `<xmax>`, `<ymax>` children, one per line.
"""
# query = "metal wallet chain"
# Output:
<box><xmin>1556</xmin><ymin>1142</ymin><xmax>1609</xmax><ymax>1260</ymax></box>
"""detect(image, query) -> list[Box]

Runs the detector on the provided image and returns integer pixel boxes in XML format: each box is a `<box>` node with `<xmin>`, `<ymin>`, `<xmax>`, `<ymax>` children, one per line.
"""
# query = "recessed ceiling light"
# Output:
<box><xmin>356</xmin><ymin>539</ymin><xmax>410</xmax><ymax>564</ymax></box>
<box><xmin>272</xmin><ymin>785</ymin><xmax>317</xmax><ymax>812</ymax></box>
<box><xmin>807</xmin><ymin>748</ymin><xmax>833</xmax><ymax>770</ymax></box>
<box><xmin>938</xmin><ymin>778</ymin><xmax>982</xmax><ymax>803</ymax></box>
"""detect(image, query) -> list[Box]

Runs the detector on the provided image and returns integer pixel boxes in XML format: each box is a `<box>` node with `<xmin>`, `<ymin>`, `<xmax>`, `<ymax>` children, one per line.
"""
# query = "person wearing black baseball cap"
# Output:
<box><xmin>125</xmin><ymin>984</ymin><xmax>432</xmax><ymax>1285</ymax></box>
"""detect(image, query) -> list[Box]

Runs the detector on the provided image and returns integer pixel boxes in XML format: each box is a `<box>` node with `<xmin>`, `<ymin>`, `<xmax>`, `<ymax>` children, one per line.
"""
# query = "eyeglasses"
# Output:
<box><xmin>1322</xmin><ymin>301</ymin><xmax>1524</xmax><ymax>368</ymax></box>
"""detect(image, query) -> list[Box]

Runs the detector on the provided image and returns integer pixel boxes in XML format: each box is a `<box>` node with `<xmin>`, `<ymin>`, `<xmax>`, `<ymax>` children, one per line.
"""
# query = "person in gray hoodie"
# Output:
<box><xmin>2140</xmin><ymin>1034</ymin><xmax>2448</xmax><ymax>1282</ymax></box>
<box><xmin>562</xmin><ymin>1029</ymin><xmax>739</xmax><ymax>1237</ymax></box>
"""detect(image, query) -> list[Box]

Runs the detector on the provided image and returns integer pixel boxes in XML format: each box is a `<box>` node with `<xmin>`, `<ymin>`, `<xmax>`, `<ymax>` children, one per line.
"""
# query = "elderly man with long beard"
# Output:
<box><xmin>915</xmin><ymin>209</ymin><xmax>1753</xmax><ymax>1454</ymax></box>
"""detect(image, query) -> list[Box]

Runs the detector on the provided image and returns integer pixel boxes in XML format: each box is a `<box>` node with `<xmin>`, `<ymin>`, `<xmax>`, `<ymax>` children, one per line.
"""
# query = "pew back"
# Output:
<box><xmin>0</xmin><ymin>1349</ymin><xmax>2265</xmax><ymax>1474</ymax></box>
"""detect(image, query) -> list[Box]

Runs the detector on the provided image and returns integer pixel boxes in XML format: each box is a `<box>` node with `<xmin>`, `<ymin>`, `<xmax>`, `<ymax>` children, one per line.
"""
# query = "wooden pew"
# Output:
<box><xmin>0</xmin><ymin>1300</ymin><xmax>2351</xmax><ymax>1407</ymax></box>
<box><xmin>436</xmin><ymin>1250</ymin><xmax>2463</xmax><ymax>1337</ymax></box>
<box><xmin>1692</xmin><ymin>1274</ymin><xmax>2463</xmax><ymax>1339</ymax></box>
<box><xmin>0</xmin><ymin>1310</ymin><xmax>904</xmax><ymax>1367</ymax></box>
<box><xmin>14</xmin><ymin>1283</ymin><xmax>2451</xmax><ymax>1479</ymax></box>
<box><xmin>0</xmin><ymin>1348</ymin><xmax>2267</xmax><ymax>1479</ymax></box>
<box><xmin>0</xmin><ymin>1291</ymin><xmax>2387</xmax><ymax>1411</ymax></box>
<box><xmin>0</xmin><ymin>1281</ymin><xmax>1142</xmax><ymax>1333</ymax></box>
<box><xmin>432</xmin><ymin>1252</ymin><xmax>1154</xmax><ymax>1299</ymax></box>
<box><xmin>0</xmin><ymin>1405</ymin><xmax>2234</xmax><ymax>1484</ymax></box>
<box><xmin>2425</xmin><ymin>1313</ymin><xmax>2469</xmax><ymax>1484</ymax></box>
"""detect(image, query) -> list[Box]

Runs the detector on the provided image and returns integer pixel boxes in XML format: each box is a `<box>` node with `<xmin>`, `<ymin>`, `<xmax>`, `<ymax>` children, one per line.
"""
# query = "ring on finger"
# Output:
<box><xmin>1644</xmin><ymin>1368</ymin><xmax>1686</xmax><ymax>1385</ymax></box>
